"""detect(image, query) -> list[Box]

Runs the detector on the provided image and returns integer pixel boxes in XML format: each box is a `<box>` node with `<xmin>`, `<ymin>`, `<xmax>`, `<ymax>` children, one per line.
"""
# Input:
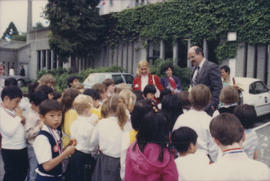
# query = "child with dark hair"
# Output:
<box><xmin>159</xmin><ymin>88</ymin><xmax>172</xmax><ymax>102</ymax></box>
<box><xmin>33</xmin><ymin>100</ymin><xmax>75</xmax><ymax>181</ymax></box>
<box><xmin>36</xmin><ymin>85</ymin><xmax>54</xmax><ymax>100</ymax></box>
<box><xmin>92</xmin><ymin>83</ymin><xmax>107</xmax><ymax>102</ymax></box>
<box><xmin>4</xmin><ymin>77</ymin><xmax>17</xmax><ymax>86</ymax></box>
<box><xmin>28</xmin><ymin>82</ymin><xmax>39</xmax><ymax>98</ymax></box>
<box><xmin>132</xmin><ymin>90</ymin><xmax>144</xmax><ymax>102</ymax></box>
<box><xmin>52</xmin><ymin>91</ymin><xmax>62</xmax><ymax>103</ymax></box>
<box><xmin>24</xmin><ymin>90</ymin><xmax>48</xmax><ymax>181</ymax></box>
<box><xmin>234</xmin><ymin>104</ymin><xmax>259</xmax><ymax>159</ymax></box>
<box><xmin>173</xmin><ymin>84</ymin><xmax>218</xmax><ymax>162</ymax></box>
<box><xmin>143</xmin><ymin>84</ymin><xmax>156</xmax><ymax>101</ymax></box>
<box><xmin>125</xmin><ymin>111</ymin><xmax>178</xmax><ymax>181</ymax></box>
<box><xmin>67</xmin><ymin>75</ymin><xmax>83</xmax><ymax>92</ymax></box>
<box><xmin>120</xmin><ymin>99</ymin><xmax>153</xmax><ymax>180</ymax></box>
<box><xmin>161</xmin><ymin>94</ymin><xmax>183</xmax><ymax>132</ymax></box>
<box><xmin>209</xmin><ymin>113</ymin><xmax>270</xmax><ymax>180</ymax></box>
<box><xmin>0</xmin><ymin>86</ymin><xmax>28</xmax><ymax>181</ymax></box>
<box><xmin>172</xmin><ymin>127</ymin><xmax>209</xmax><ymax>181</ymax></box>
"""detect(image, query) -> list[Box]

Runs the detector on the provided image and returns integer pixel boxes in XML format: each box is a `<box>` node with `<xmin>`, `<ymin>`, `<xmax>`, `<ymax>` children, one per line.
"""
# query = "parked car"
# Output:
<box><xmin>3</xmin><ymin>75</ymin><xmax>30</xmax><ymax>87</ymax></box>
<box><xmin>234</xmin><ymin>77</ymin><xmax>270</xmax><ymax>116</ymax></box>
<box><xmin>83</xmin><ymin>72</ymin><xmax>134</xmax><ymax>89</ymax></box>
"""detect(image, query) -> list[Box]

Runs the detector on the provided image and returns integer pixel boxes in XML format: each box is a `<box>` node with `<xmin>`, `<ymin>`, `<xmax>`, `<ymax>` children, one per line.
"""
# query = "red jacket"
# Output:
<box><xmin>133</xmin><ymin>74</ymin><xmax>163</xmax><ymax>92</ymax></box>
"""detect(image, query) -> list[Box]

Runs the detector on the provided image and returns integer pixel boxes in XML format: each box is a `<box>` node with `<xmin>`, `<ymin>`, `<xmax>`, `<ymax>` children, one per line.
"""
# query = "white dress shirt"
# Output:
<box><xmin>173</xmin><ymin>109</ymin><xmax>219</xmax><ymax>161</ymax></box>
<box><xmin>208</xmin><ymin>149</ymin><xmax>270</xmax><ymax>181</ymax></box>
<box><xmin>89</xmin><ymin>116</ymin><xmax>130</xmax><ymax>158</ymax></box>
<box><xmin>175</xmin><ymin>150</ymin><xmax>210</xmax><ymax>181</ymax></box>
<box><xmin>70</xmin><ymin>115</ymin><xmax>98</xmax><ymax>154</ymax></box>
<box><xmin>0</xmin><ymin>106</ymin><xmax>26</xmax><ymax>149</ymax></box>
<box><xmin>141</xmin><ymin>75</ymin><xmax>148</xmax><ymax>91</ymax></box>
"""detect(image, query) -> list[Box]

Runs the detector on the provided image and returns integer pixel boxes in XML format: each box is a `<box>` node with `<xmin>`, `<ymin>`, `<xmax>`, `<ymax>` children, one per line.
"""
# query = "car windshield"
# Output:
<box><xmin>249</xmin><ymin>81</ymin><xmax>269</xmax><ymax>94</ymax></box>
<box><xmin>112</xmin><ymin>74</ymin><xmax>123</xmax><ymax>84</ymax></box>
<box><xmin>123</xmin><ymin>74</ymin><xmax>134</xmax><ymax>84</ymax></box>
<box><xmin>84</xmin><ymin>74</ymin><xmax>110</xmax><ymax>86</ymax></box>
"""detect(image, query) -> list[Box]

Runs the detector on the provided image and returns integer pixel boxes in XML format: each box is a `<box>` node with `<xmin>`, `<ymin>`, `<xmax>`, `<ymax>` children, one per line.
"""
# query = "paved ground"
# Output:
<box><xmin>0</xmin><ymin>115</ymin><xmax>270</xmax><ymax>180</ymax></box>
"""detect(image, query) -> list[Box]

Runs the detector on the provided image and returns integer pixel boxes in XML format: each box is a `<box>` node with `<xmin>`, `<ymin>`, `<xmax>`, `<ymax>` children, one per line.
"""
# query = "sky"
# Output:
<box><xmin>0</xmin><ymin>0</ymin><xmax>48</xmax><ymax>36</ymax></box>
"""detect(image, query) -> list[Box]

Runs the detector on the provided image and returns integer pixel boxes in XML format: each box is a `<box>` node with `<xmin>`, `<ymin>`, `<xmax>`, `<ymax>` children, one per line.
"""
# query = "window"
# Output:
<box><xmin>123</xmin><ymin>74</ymin><xmax>134</xmax><ymax>84</ymax></box>
<box><xmin>37</xmin><ymin>51</ymin><xmax>41</xmax><ymax>71</ymax></box>
<box><xmin>249</xmin><ymin>81</ymin><xmax>268</xmax><ymax>94</ymax></box>
<box><xmin>112</xmin><ymin>74</ymin><xmax>124</xmax><ymax>84</ymax></box>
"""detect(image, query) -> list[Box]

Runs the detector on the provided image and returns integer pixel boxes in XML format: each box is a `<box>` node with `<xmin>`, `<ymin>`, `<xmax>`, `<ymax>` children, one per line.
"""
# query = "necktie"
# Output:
<box><xmin>192</xmin><ymin>66</ymin><xmax>200</xmax><ymax>86</ymax></box>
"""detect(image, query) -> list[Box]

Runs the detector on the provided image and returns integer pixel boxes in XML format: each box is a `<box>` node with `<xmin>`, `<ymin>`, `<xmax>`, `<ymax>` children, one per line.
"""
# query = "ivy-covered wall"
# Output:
<box><xmin>104</xmin><ymin>0</ymin><xmax>270</xmax><ymax>62</ymax></box>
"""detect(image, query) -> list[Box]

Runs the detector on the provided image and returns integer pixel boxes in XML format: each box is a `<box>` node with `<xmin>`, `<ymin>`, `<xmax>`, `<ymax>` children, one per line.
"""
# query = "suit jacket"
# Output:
<box><xmin>133</xmin><ymin>74</ymin><xmax>163</xmax><ymax>92</ymax></box>
<box><xmin>190</xmin><ymin>60</ymin><xmax>222</xmax><ymax>112</ymax></box>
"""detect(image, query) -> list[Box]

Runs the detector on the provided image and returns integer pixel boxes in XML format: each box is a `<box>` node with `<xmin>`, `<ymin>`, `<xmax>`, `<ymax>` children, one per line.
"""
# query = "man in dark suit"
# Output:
<box><xmin>188</xmin><ymin>46</ymin><xmax>222</xmax><ymax>116</ymax></box>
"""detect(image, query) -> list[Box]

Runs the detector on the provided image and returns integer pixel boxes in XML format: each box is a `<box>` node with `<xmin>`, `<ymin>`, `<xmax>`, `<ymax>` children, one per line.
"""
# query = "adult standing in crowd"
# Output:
<box><xmin>19</xmin><ymin>65</ymin><xmax>25</xmax><ymax>77</ymax></box>
<box><xmin>188</xmin><ymin>46</ymin><xmax>222</xmax><ymax>115</ymax></box>
<box><xmin>133</xmin><ymin>60</ymin><xmax>163</xmax><ymax>98</ymax></box>
<box><xmin>161</xmin><ymin>64</ymin><xmax>182</xmax><ymax>94</ymax></box>
<box><xmin>220</xmin><ymin>65</ymin><xmax>233</xmax><ymax>87</ymax></box>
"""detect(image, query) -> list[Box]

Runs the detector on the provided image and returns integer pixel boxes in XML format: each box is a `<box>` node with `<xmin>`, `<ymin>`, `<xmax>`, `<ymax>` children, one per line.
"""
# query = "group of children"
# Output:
<box><xmin>0</xmin><ymin>73</ymin><xmax>269</xmax><ymax>181</ymax></box>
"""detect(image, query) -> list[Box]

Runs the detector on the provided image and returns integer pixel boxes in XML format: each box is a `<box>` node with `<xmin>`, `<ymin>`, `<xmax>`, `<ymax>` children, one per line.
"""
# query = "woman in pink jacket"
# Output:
<box><xmin>124</xmin><ymin>111</ymin><xmax>178</xmax><ymax>181</ymax></box>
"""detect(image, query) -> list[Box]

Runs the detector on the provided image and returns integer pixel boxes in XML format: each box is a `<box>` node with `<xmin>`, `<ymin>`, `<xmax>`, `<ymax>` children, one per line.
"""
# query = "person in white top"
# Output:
<box><xmin>173</xmin><ymin>84</ymin><xmax>219</xmax><ymax>162</ymax></box>
<box><xmin>90</xmin><ymin>95</ymin><xmax>130</xmax><ymax>181</ymax></box>
<box><xmin>24</xmin><ymin>91</ymin><xmax>47</xmax><ymax>181</ymax></box>
<box><xmin>65</xmin><ymin>94</ymin><xmax>98</xmax><ymax>181</ymax></box>
<box><xmin>0</xmin><ymin>86</ymin><xmax>28</xmax><ymax>180</ymax></box>
<box><xmin>172</xmin><ymin>127</ymin><xmax>210</xmax><ymax>181</ymax></box>
<box><xmin>119</xmin><ymin>88</ymin><xmax>137</xmax><ymax>131</ymax></box>
<box><xmin>208</xmin><ymin>113</ymin><xmax>270</xmax><ymax>181</ymax></box>
<box><xmin>33</xmin><ymin>100</ymin><xmax>75</xmax><ymax>180</ymax></box>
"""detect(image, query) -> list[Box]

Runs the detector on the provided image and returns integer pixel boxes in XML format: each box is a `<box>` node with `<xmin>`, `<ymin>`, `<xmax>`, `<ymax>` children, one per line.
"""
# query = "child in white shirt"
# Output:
<box><xmin>0</xmin><ymin>86</ymin><xmax>28</xmax><ymax>180</ymax></box>
<box><xmin>65</xmin><ymin>94</ymin><xmax>98</xmax><ymax>181</ymax></box>
<box><xmin>208</xmin><ymin>113</ymin><xmax>270</xmax><ymax>180</ymax></box>
<box><xmin>172</xmin><ymin>127</ymin><xmax>210</xmax><ymax>181</ymax></box>
<box><xmin>234</xmin><ymin>104</ymin><xmax>259</xmax><ymax>159</ymax></box>
<box><xmin>90</xmin><ymin>95</ymin><xmax>130</xmax><ymax>181</ymax></box>
<box><xmin>24</xmin><ymin>91</ymin><xmax>47</xmax><ymax>181</ymax></box>
<box><xmin>33</xmin><ymin>100</ymin><xmax>75</xmax><ymax>181</ymax></box>
<box><xmin>173</xmin><ymin>84</ymin><xmax>219</xmax><ymax>162</ymax></box>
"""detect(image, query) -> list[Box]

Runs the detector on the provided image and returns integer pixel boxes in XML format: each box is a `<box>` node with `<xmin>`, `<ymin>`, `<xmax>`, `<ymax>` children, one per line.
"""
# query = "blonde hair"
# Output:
<box><xmin>220</xmin><ymin>86</ymin><xmax>239</xmax><ymax>104</ymax></box>
<box><xmin>137</xmin><ymin>60</ymin><xmax>149</xmax><ymax>75</ymax></box>
<box><xmin>73</xmin><ymin>94</ymin><xmax>93</xmax><ymax>115</ymax></box>
<box><xmin>108</xmin><ymin>95</ymin><xmax>128</xmax><ymax>130</ymax></box>
<box><xmin>115</xmin><ymin>83</ymin><xmax>132</xmax><ymax>94</ymax></box>
<box><xmin>38</xmin><ymin>74</ymin><xmax>56</xmax><ymax>86</ymax></box>
<box><xmin>189</xmin><ymin>84</ymin><xmax>211</xmax><ymax>110</ymax></box>
<box><xmin>101</xmin><ymin>99</ymin><xmax>110</xmax><ymax>118</ymax></box>
<box><xmin>119</xmin><ymin>89</ymin><xmax>137</xmax><ymax>112</ymax></box>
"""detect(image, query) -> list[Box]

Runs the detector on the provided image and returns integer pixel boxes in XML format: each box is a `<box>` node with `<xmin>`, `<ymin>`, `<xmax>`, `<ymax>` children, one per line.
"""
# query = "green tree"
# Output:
<box><xmin>44</xmin><ymin>0</ymin><xmax>105</xmax><ymax>72</ymax></box>
<box><xmin>33</xmin><ymin>22</ymin><xmax>45</xmax><ymax>30</ymax></box>
<box><xmin>1</xmin><ymin>22</ymin><xmax>19</xmax><ymax>40</ymax></box>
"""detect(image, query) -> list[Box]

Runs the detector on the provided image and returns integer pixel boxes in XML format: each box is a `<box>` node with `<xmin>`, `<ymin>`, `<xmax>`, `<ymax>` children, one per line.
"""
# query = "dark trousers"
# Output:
<box><xmin>65</xmin><ymin>150</ymin><xmax>96</xmax><ymax>181</ymax></box>
<box><xmin>2</xmin><ymin>148</ymin><xmax>29</xmax><ymax>181</ymax></box>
